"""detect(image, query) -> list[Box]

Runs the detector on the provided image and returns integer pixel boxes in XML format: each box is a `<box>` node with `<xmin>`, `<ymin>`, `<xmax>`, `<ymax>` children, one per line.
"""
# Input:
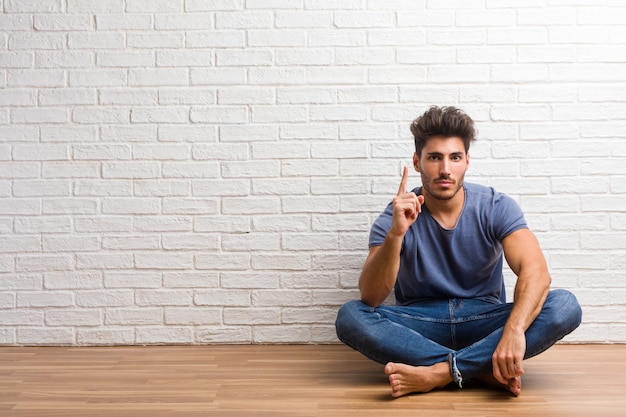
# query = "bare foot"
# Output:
<box><xmin>475</xmin><ymin>373</ymin><xmax>522</xmax><ymax>397</ymax></box>
<box><xmin>384</xmin><ymin>361</ymin><xmax>453</xmax><ymax>398</ymax></box>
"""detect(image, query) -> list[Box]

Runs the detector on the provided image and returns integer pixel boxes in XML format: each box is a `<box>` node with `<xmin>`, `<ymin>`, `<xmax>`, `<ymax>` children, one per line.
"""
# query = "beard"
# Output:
<box><xmin>420</xmin><ymin>172</ymin><xmax>465</xmax><ymax>201</ymax></box>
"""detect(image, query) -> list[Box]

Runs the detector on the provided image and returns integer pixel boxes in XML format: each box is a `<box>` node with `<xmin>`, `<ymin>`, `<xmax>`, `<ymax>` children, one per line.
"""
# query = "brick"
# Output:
<box><xmin>135</xmin><ymin>252</ymin><xmax>194</xmax><ymax>270</ymax></box>
<box><xmin>335</xmin><ymin>48</ymin><xmax>394</xmax><ymax>65</ymax></box>
<box><xmin>129</xmin><ymin>69</ymin><xmax>188</xmax><ymax>87</ymax></box>
<box><xmin>126</xmin><ymin>0</ymin><xmax>183</xmax><ymax>13</ymax></box>
<box><xmin>218</xmin><ymin>87</ymin><xmax>275</xmax><ymax>105</ymax></box>
<box><xmin>0</xmin><ymin>14</ymin><xmax>32</xmax><ymax>30</ymax></box>
<box><xmin>251</xmin><ymin>106</ymin><xmax>307</xmax><ymax>123</ymax></box>
<box><xmin>222</xmin><ymin>161</ymin><xmax>279</xmax><ymax>178</ymax></box>
<box><xmin>102</xmin><ymin>162</ymin><xmax>160</xmax><ymax>179</ymax></box>
<box><xmin>135</xmin><ymin>327</ymin><xmax>194</xmax><ymax>344</ymax></box>
<box><xmin>74</xmin><ymin>179</ymin><xmax>132</xmax><ymax>196</ymax></box>
<box><xmin>102</xmin><ymin>236</ymin><xmax>160</xmax><ymax>251</ymax></box>
<box><xmin>253</xmin><ymin>325</ymin><xmax>310</xmax><ymax>343</ymax></box>
<box><xmin>251</xmin><ymin>254</ymin><xmax>310</xmax><ymax>270</ymax></box>
<box><xmin>275</xmin><ymin>11</ymin><xmax>331</xmax><ymax>28</ymax></box>
<box><xmin>14</xmin><ymin>144</ymin><xmax>68</xmax><ymax>162</ymax></box>
<box><xmin>252</xmin><ymin>290</ymin><xmax>311</xmax><ymax>307</ymax></box>
<box><xmin>13</xmin><ymin>180</ymin><xmax>71</xmax><ymax>197</ymax></box>
<box><xmin>0</xmin><ymin>88</ymin><xmax>36</xmax><ymax>106</ymax></box>
<box><xmin>154</xmin><ymin>13</ymin><xmax>213</xmax><ymax>30</ymax></box>
<box><xmin>252</xmin><ymin>215</ymin><xmax>309</xmax><ymax>232</ymax></box>
<box><xmin>43</xmin><ymin>235</ymin><xmax>100</xmax><ymax>252</ymax></box>
<box><xmin>68</xmin><ymin>0</ymin><xmax>123</xmax><ymax>12</ymax></box>
<box><xmin>163</xmin><ymin>162</ymin><xmax>219</xmax><ymax>178</ymax></box>
<box><xmin>157</xmin><ymin>50</ymin><xmax>213</xmax><ymax>67</ymax></box>
<box><xmin>280</xmin><ymin>272</ymin><xmax>338</xmax><ymax>289</ymax></box>
<box><xmin>282</xmin><ymin>307</ymin><xmax>337</xmax><ymax>324</ymax></box>
<box><xmin>127</xmin><ymin>34</ymin><xmax>184</xmax><ymax>49</ymax></box>
<box><xmin>135</xmin><ymin>179</ymin><xmax>189</xmax><ymax>197</ymax></box>
<box><xmin>46</xmin><ymin>309</ymin><xmax>102</xmax><ymax>326</ymax></box>
<box><xmin>192</xmin><ymin>179</ymin><xmax>249</xmax><ymax>197</ymax></box>
<box><xmin>222</xmin><ymin>271</ymin><xmax>278</xmax><ymax>290</ymax></box>
<box><xmin>133</xmin><ymin>144</ymin><xmax>190</xmax><ymax>160</ymax></box>
<box><xmin>163</xmin><ymin>233</ymin><xmax>220</xmax><ymax>250</ymax></box>
<box><xmin>134</xmin><ymin>216</ymin><xmax>192</xmax><ymax>232</ymax></box>
<box><xmin>187</xmin><ymin>31</ymin><xmax>246</xmax><ymax>48</ymax></box>
<box><xmin>224</xmin><ymin>308</ymin><xmax>280</xmax><ymax>325</ymax></box>
<box><xmin>195</xmin><ymin>289</ymin><xmax>251</xmax><ymax>307</ymax></box>
<box><xmin>76</xmin><ymin>290</ymin><xmax>134</xmax><ymax>307</ymax></box>
<box><xmin>105</xmin><ymin>308</ymin><xmax>162</xmax><ymax>325</ymax></box>
<box><xmin>308</xmin><ymin>30</ymin><xmax>365</xmax><ymax>47</ymax></box>
<box><xmin>12</xmin><ymin>108</ymin><xmax>68</xmax><ymax>124</ymax></box>
<box><xmin>0</xmin><ymin>310</ymin><xmax>44</xmax><ymax>326</ymax></box>
<box><xmin>39</xmin><ymin>88</ymin><xmax>97</xmax><ymax>106</ymax></box>
<box><xmin>252</xmin><ymin>178</ymin><xmax>309</xmax><ymax>195</ymax></box>
<box><xmin>35</xmin><ymin>15</ymin><xmax>93</xmax><ymax>31</ymax></box>
<box><xmin>159</xmin><ymin>88</ymin><xmax>216</xmax><ymax>106</ymax></box>
<box><xmin>15</xmin><ymin>216</ymin><xmax>72</xmax><ymax>233</ymax></box>
<box><xmin>215</xmin><ymin>11</ymin><xmax>273</xmax><ymax>29</ymax></box>
<box><xmin>310</xmin><ymin>106</ymin><xmax>367</xmax><ymax>122</ymax></box>
<box><xmin>15</xmin><ymin>255</ymin><xmax>73</xmax><ymax>272</ymax></box>
<box><xmin>17</xmin><ymin>292</ymin><xmax>73</xmax><ymax>308</ymax></box>
<box><xmin>18</xmin><ymin>328</ymin><xmax>75</xmax><ymax>345</ymax></box>
<box><xmin>76</xmin><ymin>253</ymin><xmax>134</xmax><ymax>270</ymax></box>
<box><xmin>165</xmin><ymin>307</ymin><xmax>221</xmax><ymax>325</ymax></box>
<box><xmin>45</xmin><ymin>271</ymin><xmax>103</xmax><ymax>290</ymax></box>
<box><xmin>163</xmin><ymin>271</ymin><xmax>219</xmax><ymax>288</ymax></box>
<box><xmin>74</xmin><ymin>216</ymin><xmax>131</xmax><ymax>233</ymax></box>
<box><xmin>96</xmin><ymin>14</ymin><xmax>153</xmax><ymax>30</ymax></box>
<box><xmin>368</xmin><ymin>30</ymin><xmax>425</xmax><ymax>46</ymax></box>
<box><xmin>0</xmin><ymin>274</ymin><xmax>43</xmax><ymax>291</ymax></box>
<box><xmin>159</xmin><ymin>125</ymin><xmax>217</xmax><ymax>142</ymax></box>
<box><xmin>191</xmin><ymin>143</ymin><xmax>249</xmax><ymax>161</ymax></box>
<box><xmin>68</xmin><ymin>33</ymin><xmax>125</xmax><ymax>49</ymax></box>
<box><xmin>77</xmin><ymin>329</ymin><xmax>134</xmax><ymax>345</ymax></box>
<box><xmin>248</xmin><ymin>30</ymin><xmax>307</xmax><ymax>47</ymax></box>
<box><xmin>222</xmin><ymin>233</ymin><xmax>280</xmax><ymax>251</ymax></box>
<box><xmin>9</xmin><ymin>33</ymin><xmax>65</xmax><ymax>50</ymax></box>
<box><xmin>0</xmin><ymin>127</ymin><xmax>38</xmax><ymax>142</ymax></box>
<box><xmin>195</xmin><ymin>326</ymin><xmax>251</xmax><ymax>344</ymax></box>
<box><xmin>136</xmin><ymin>290</ymin><xmax>192</xmax><ymax>306</ymax></box>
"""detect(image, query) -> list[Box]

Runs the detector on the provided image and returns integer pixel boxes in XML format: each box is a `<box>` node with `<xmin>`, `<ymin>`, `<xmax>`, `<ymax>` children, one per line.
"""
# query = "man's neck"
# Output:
<box><xmin>423</xmin><ymin>186</ymin><xmax>465</xmax><ymax>229</ymax></box>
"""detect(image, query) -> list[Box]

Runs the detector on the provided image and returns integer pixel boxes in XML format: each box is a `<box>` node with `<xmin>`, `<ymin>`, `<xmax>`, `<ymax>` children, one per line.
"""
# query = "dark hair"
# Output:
<box><xmin>410</xmin><ymin>106</ymin><xmax>476</xmax><ymax>156</ymax></box>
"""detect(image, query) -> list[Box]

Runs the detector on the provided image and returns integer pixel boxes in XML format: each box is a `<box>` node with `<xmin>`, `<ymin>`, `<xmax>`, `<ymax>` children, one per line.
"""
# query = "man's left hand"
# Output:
<box><xmin>492</xmin><ymin>329</ymin><xmax>526</xmax><ymax>385</ymax></box>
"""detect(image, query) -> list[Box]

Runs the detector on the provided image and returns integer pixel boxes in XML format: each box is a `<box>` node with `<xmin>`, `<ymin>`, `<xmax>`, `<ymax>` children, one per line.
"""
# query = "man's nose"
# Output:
<box><xmin>440</xmin><ymin>160</ymin><xmax>451</xmax><ymax>176</ymax></box>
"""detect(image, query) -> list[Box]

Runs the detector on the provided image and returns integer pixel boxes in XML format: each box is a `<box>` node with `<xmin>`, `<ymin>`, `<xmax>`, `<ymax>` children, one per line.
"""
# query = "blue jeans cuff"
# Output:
<box><xmin>448</xmin><ymin>352</ymin><xmax>463</xmax><ymax>388</ymax></box>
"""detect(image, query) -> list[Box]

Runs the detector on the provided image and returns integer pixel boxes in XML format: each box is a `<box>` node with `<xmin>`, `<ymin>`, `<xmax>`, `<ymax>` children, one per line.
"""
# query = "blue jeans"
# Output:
<box><xmin>335</xmin><ymin>289</ymin><xmax>582</xmax><ymax>388</ymax></box>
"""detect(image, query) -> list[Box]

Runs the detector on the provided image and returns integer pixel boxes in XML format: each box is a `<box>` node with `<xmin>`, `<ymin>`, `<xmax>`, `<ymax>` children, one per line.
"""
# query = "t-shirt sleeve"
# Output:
<box><xmin>491</xmin><ymin>192</ymin><xmax>528</xmax><ymax>241</ymax></box>
<box><xmin>369</xmin><ymin>202</ymin><xmax>394</xmax><ymax>247</ymax></box>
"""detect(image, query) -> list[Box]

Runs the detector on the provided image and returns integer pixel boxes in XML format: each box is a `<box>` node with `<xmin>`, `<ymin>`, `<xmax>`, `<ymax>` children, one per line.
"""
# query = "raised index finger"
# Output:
<box><xmin>397</xmin><ymin>166</ymin><xmax>409</xmax><ymax>196</ymax></box>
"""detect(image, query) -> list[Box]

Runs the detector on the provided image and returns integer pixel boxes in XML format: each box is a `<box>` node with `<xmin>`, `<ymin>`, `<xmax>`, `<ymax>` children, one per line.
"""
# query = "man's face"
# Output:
<box><xmin>413</xmin><ymin>136</ymin><xmax>470</xmax><ymax>202</ymax></box>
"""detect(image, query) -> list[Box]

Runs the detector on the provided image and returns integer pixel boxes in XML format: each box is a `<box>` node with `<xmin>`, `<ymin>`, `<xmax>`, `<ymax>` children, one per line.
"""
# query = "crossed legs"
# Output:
<box><xmin>335</xmin><ymin>290</ymin><xmax>582</xmax><ymax>397</ymax></box>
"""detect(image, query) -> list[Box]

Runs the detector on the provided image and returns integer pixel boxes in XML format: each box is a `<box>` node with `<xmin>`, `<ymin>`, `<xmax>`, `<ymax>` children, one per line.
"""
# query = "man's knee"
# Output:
<box><xmin>335</xmin><ymin>300</ymin><xmax>363</xmax><ymax>333</ymax></box>
<box><xmin>545</xmin><ymin>289</ymin><xmax>582</xmax><ymax>333</ymax></box>
<box><xmin>335</xmin><ymin>300</ymin><xmax>374</xmax><ymax>343</ymax></box>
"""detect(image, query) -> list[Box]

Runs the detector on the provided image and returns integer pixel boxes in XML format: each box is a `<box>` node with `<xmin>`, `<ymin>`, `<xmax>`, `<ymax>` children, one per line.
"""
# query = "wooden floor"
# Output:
<box><xmin>0</xmin><ymin>344</ymin><xmax>624</xmax><ymax>417</ymax></box>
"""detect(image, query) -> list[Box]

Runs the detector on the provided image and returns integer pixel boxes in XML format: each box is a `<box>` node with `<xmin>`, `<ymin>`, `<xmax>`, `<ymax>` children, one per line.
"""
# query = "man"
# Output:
<box><xmin>335</xmin><ymin>106</ymin><xmax>582</xmax><ymax>398</ymax></box>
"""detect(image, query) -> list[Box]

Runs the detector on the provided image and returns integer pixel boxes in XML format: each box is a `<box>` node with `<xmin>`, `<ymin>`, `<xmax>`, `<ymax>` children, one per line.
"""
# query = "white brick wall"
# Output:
<box><xmin>1</xmin><ymin>1</ymin><xmax>625</xmax><ymax>345</ymax></box>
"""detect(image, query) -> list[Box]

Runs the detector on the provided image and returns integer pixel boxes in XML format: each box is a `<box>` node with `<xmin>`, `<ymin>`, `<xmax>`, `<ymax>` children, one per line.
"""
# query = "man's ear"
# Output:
<box><xmin>413</xmin><ymin>152</ymin><xmax>420</xmax><ymax>173</ymax></box>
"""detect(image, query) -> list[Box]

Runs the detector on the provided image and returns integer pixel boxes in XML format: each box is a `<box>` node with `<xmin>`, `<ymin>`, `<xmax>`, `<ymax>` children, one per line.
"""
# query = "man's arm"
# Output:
<box><xmin>492</xmin><ymin>228</ymin><xmax>551</xmax><ymax>385</ymax></box>
<box><xmin>359</xmin><ymin>167</ymin><xmax>423</xmax><ymax>307</ymax></box>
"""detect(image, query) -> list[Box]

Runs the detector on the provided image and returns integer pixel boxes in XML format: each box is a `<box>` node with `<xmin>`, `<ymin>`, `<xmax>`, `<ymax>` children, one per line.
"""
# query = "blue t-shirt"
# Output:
<box><xmin>369</xmin><ymin>182</ymin><xmax>527</xmax><ymax>305</ymax></box>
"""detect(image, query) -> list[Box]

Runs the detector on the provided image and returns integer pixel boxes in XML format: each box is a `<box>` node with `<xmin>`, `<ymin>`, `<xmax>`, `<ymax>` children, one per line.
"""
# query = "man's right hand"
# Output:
<box><xmin>388</xmin><ymin>166</ymin><xmax>424</xmax><ymax>239</ymax></box>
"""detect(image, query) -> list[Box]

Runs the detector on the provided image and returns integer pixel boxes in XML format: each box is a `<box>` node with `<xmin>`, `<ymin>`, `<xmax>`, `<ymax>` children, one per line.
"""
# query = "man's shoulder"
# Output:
<box><xmin>465</xmin><ymin>182</ymin><xmax>510</xmax><ymax>201</ymax></box>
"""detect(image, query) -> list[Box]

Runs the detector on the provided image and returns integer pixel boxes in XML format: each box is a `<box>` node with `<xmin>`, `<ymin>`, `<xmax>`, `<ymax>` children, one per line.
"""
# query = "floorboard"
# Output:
<box><xmin>0</xmin><ymin>344</ymin><xmax>624</xmax><ymax>416</ymax></box>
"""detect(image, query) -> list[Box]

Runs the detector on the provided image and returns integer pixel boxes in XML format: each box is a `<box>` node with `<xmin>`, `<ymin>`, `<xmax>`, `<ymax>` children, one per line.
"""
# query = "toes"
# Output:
<box><xmin>384</xmin><ymin>362</ymin><xmax>395</xmax><ymax>375</ymax></box>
